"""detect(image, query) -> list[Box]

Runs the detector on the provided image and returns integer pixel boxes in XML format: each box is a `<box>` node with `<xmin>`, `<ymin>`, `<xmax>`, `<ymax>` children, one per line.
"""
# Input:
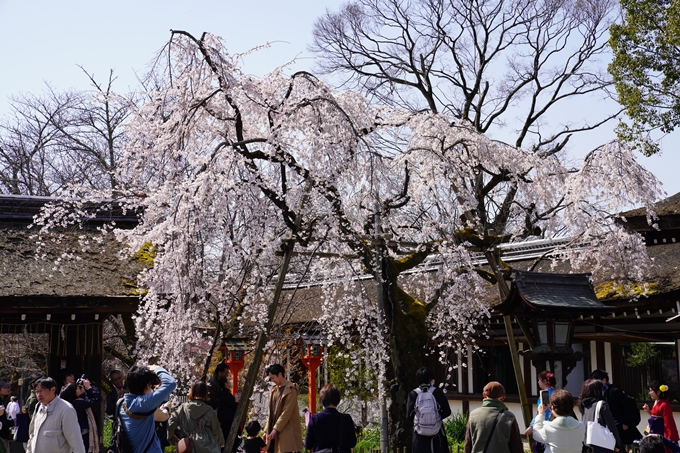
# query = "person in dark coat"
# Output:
<box><xmin>217</xmin><ymin>375</ymin><xmax>239</xmax><ymax>453</ymax></box>
<box><xmin>0</xmin><ymin>380</ymin><xmax>13</xmax><ymax>453</ymax></box>
<box><xmin>105</xmin><ymin>370</ymin><xmax>127</xmax><ymax>416</ymax></box>
<box><xmin>407</xmin><ymin>367</ymin><xmax>452</xmax><ymax>453</ymax></box>
<box><xmin>591</xmin><ymin>369</ymin><xmax>642</xmax><ymax>446</ymax></box>
<box><xmin>208</xmin><ymin>363</ymin><xmax>230</xmax><ymax>410</ymax></box>
<box><xmin>304</xmin><ymin>384</ymin><xmax>357</xmax><ymax>453</ymax></box>
<box><xmin>60</xmin><ymin>379</ymin><xmax>102</xmax><ymax>453</ymax></box>
<box><xmin>578</xmin><ymin>379</ymin><xmax>623</xmax><ymax>453</ymax></box>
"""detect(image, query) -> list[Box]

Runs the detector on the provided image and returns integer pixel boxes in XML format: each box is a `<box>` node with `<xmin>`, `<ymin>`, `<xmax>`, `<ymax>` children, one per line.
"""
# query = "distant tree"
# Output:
<box><xmin>609</xmin><ymin>0</ymin><xmax>680</xmax><ymax>156</ymax></box>
<box><xmin>311</xmin><ymin>0</ymin><xmax>620</xmax><ymax>154</ymax></box>
<box><xmin>627</xmin><ymin>342</ymin><xmax>660</xmax><ymax>390</ymax></box>
<box><xmin>0</xmin><ymin>69</ymin><xmax>132</xmax><ymax>195</ymax></box>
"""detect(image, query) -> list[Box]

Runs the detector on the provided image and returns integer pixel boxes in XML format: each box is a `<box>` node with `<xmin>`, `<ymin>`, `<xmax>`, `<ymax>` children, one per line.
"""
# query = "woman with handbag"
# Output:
<box><xmin>169</xmin><ymin>381</ymin><xmax>224</xmax><ymax>453</ymax></box>
<box><xmin>643</xmin><ymin>380</ymin><xmax>679</xmax><ymax>452</ymax></box>
<box><xmin>578</xmin><ymin>379</ymin><xmax>623</xmax><ymax>453</ymax></box>
<box><xmin>304</xmin><ymin>384</ymin><xmax>356</xmax><ymax>453</ymax></box>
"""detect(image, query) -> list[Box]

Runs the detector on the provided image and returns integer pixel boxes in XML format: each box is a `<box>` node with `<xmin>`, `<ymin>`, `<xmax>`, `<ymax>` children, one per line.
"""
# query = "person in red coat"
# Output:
<box><xmin>643</xmin><ymin>380</ymin><xmax>679</xmax><ymax>452</ymax></box>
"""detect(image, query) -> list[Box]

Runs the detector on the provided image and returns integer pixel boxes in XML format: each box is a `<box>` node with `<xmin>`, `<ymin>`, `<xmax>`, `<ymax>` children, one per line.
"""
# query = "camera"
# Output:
<box><xmin>77</xmin><ymin>374</ymin><xmax>95</xmax><ymax>387</ymax></box>
<box><xmin>150</xmin><ymin>373</ymin><xmax>161</xmax><ymax>387</ymax></box>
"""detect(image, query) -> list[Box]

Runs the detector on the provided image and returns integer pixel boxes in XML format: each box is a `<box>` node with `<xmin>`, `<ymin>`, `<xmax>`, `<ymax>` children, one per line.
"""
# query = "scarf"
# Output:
<box><xmin>86</xmin><ymin>407</ymin><xmax>99</xmax><ymax>453</ymax></box>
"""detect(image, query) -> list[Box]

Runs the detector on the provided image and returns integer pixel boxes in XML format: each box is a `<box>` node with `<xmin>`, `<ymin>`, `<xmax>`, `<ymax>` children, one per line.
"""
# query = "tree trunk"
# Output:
<box><xmin>386</xmin><ymin>283</ymin><xmax>429</xmax><ymax>449</ymax></box>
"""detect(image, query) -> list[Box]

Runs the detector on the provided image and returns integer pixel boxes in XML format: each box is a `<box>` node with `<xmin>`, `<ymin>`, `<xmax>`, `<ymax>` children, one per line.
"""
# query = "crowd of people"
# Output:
<box><xmin>462</xmin><ymin>369</ymin><xmax>679</xmax><ymax>453</ymax></box>
<box><xmin>0</xmin><ymin>364</ymin><xmax>677</xmax><ymax>453</ymax></box>
<box><xmin>0</xmin><ymin>362</ymin><xmax>358</xmax><ymax>453</ymax></box>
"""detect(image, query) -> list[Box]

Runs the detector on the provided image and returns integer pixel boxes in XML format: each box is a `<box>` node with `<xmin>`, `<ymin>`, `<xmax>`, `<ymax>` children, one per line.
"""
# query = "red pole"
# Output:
<box><xmin>308</xmin><ymin>365</ymin><xmax>317</xmax><ymax>413</ymax></box>
<box><xmin>232</xmin><ymin>369</ymin><xmax>239</xmax><ymax>394</ymax></box>
<box><xmin>301</xmin><ymin>345</ymin><xmax>323</xmax><ymax>414</ymax></box>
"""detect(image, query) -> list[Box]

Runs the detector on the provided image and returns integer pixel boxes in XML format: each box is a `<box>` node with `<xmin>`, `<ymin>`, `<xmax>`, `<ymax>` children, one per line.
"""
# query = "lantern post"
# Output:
<box><xmin>299</xmin><ymin>331</ymin><xmax>326</xmax><ymax>414</ymax></box>
<box><xmin>221</xmin><ymin>338</ymin><xmax>250</xmax><ymax>394</ymax></box>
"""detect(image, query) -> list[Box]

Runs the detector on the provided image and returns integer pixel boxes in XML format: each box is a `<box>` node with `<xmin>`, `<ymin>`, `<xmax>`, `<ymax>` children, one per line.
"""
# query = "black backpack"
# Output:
<box><xmin>622</xmin><ymin>392</ymin><xmax>641</xmax><ymax>426</ymax></box>
<box><xmin>108</xmin><ymin>398</ymin><xmax>156</xmax><ymax>453</ymax></box>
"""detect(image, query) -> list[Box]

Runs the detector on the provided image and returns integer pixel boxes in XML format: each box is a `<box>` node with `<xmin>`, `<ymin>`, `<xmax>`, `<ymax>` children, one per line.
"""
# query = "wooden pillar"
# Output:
<box><xmin>596</xmin><ymin>341</ymin><xmax>606</xmax><ymax>371</ymax></box>
<box><xmin>461</xmin><ymin>350</ymin><xmax>470</xmax><ymax>414</ymax></box>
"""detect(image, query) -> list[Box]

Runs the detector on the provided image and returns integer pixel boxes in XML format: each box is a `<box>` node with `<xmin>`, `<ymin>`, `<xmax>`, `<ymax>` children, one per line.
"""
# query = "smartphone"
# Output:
<box><xmin>540</xmin><ymin>389</ymin><xmax>550</xmax><ymax>406</ymax></box>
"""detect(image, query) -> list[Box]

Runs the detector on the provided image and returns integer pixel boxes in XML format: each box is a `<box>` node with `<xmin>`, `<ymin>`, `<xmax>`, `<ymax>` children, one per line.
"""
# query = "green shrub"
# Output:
<box><xmin>444</xmin><ymin>412</ymin><xmax>468</xmax><ymax>444</ymax></box>
<box><xmin>355</xmin><ymin>425</ymin><xmax>381</xmax><ymax>451</ymax></box>
<box><xmin>103</xmin><ymin>418</ymin><xmax>112</xmax><ymax>448</ymax></box>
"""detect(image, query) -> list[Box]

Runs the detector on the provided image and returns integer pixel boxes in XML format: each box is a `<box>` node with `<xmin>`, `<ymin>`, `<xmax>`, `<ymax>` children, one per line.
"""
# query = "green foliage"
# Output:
<box><xmin>326</xmin><ymin>347</ymin><xmax>377</xmax><ymax>402</ymax></box>
<box><xmin>103</xmin><ymin>418</ymin><xmax>112</xmax><ymax>448</ymax></box>
<box><xmin>444</xmin><ymin>412</ymin><xmax>469</xmax><ymax>443</ymax></box>
<box><xmin>609</xmin><ymin>0</ymin><xmax>680</xmax><ymax>155</ymax></box>
<box><xmin>355</xmin><ymin>425</ymin><xmax>382</xmax><ymax>451</ymax></box>
<box><xmin>627</xmin><ymin>342</ymin><xmax>660</xmax><ymax>367</ymax></box>
<box><xmin>351</xmin><ymin>416</ymin><xmax>531</xmax><ymax>453</ymax></box>
<box><xmin>353</xmin><ymin>413</ymin><xmax>469</xmax><ymax>451</ymax></box>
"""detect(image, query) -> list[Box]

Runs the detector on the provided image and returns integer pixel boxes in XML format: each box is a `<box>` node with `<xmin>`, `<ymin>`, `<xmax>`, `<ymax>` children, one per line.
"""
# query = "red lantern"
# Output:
<box><xmin>222</xmin><ymin>338</ymin><xmax>249</xmax><ymax>394</ymax></box>
<box><xmin>299</xmin><ymin>332</ymin><xmax>326</xmax><ymax>414</ymax></box>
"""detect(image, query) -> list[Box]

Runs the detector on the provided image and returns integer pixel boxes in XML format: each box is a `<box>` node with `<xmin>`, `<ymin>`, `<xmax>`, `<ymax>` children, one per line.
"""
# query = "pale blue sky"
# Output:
<box><xmin>1</xmin><ymin>0</ymin><xmax>678</xmax><ymax>196</ymax></box>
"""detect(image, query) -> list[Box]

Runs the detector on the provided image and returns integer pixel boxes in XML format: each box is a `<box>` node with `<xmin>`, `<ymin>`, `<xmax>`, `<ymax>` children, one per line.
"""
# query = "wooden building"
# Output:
<box><xmin>0</xmin><ymin>195</ymin><xmax>143</xmax><ymax>385</ymax></box>
<box><xmin>442</xmin><ymin>192</ymin><xmax>680</xmax><ymax>430</ymax></box>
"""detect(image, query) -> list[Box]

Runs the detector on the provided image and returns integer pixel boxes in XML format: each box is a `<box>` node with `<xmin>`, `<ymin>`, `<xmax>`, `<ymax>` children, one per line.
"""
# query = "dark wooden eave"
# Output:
<box><xmin>617</xmin><ymin>191</ymin><xmax>680</xmax><ymax>240</ymax></box>
<box><xmin>494</xmin><ymin>270</ymin><xmax>615</xmax><ymax>316</ymax></box>
<box><xmin>0</xmin><ymin>194</ymin><xmax>139</xmax><ymax>227</ymax></box>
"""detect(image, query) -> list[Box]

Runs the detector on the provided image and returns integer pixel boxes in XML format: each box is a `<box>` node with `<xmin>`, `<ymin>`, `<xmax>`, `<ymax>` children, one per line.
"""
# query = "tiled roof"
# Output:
<box><xmin>622</xmin><ymin>191</ymin><xmax>680</xmax><ymax>218</ymax></box>
<box><xmin>0</xmin><ymin>224</ymin><xmax>146</xmax><ymax>298</ymax></box>
<box><xmin>495</xmin><ymin>271</ymin><xmax>615</xmax><ymax>315</ymax></box>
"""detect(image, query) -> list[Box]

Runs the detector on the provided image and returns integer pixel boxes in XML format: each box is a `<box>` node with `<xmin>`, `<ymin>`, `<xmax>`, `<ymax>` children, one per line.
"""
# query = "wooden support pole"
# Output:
<box><xmin>223</xmin><ymin>186</ymin><xmax>309</xmax><ymax>453</ymax></box>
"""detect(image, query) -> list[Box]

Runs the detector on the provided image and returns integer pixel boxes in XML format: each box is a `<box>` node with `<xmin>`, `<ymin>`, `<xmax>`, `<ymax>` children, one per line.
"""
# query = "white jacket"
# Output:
<box><xmin>27</xmin><ymin>396</ymin><xmax>85</xmax><ymax>453</ymax></box>
<box><xmin>532</xmin><ymin>413</ymin><xmax>585</xmax><ymax>453</ymax></box>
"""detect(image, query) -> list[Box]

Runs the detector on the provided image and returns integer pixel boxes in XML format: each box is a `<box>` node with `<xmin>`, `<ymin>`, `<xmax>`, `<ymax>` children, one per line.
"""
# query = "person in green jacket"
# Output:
<box><xmin>464</xmin><ymin>381</ymin><xmax>524</xmax><ymax>453</ymax></box>
<box><xmin>23</xmin><ymin>374</ymin><xmax>43</xmax><ymax>420</ymax></box>
<box><xmin>169</xmin><ymin>381</ymin><xmax>225</xmax><ymax>453</ymax></box>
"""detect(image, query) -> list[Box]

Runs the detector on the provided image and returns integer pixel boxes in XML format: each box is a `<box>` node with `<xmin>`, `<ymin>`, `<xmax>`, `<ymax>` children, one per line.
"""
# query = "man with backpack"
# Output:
<box><xmin>116</xmin><ymin>364</ymin><xmax>176</xmax><ymax>453</ymax></box>
<box><xmin>406</xmin><ymin>367</ymin><xmax>451</xmax><ymax>453</ymax></box>
<box><xmin>591</xmin><ymin>370</ymin><xmax>642</xmax><ymax>448</ymax></box>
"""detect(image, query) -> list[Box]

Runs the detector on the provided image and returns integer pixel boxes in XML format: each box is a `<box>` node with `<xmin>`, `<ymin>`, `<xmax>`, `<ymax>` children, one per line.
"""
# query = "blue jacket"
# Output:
<box><xmin>304</xmin><ymin>408</ymin><xmax>356</xmax><ymax>453</ymax></box>
<box><xmin>120</xmin><ymin>367</ymin><xmax>176</xmax><ymax>453</ymax></box>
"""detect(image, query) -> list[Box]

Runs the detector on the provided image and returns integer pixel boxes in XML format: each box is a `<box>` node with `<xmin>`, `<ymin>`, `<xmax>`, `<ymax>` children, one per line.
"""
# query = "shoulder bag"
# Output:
<box><xmin>481</xmin><ymin>409</ymin><xmax>504</xmax><ymax>453</ymax></box>
<box><xmin>585</xmin><ymin>400</ymin><xmax>616</xmax><ymax>451</ymax></box>
<box><xmin>177</xmin><ymin>407</ymin><xmax>204</xmax><ymax>453</ymax></box>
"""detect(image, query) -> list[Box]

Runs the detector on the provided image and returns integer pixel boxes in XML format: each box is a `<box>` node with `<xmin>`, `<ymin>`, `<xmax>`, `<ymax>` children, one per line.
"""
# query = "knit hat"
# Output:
<box><xmin>483</xmin><ymin>381</ymin><xmax>506</xmax><ymax>399</ymax></box>
<box><xmin>0</xmin><ymin>380</ymin><xmax>10</xmax><ymax>389</ymax></box>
